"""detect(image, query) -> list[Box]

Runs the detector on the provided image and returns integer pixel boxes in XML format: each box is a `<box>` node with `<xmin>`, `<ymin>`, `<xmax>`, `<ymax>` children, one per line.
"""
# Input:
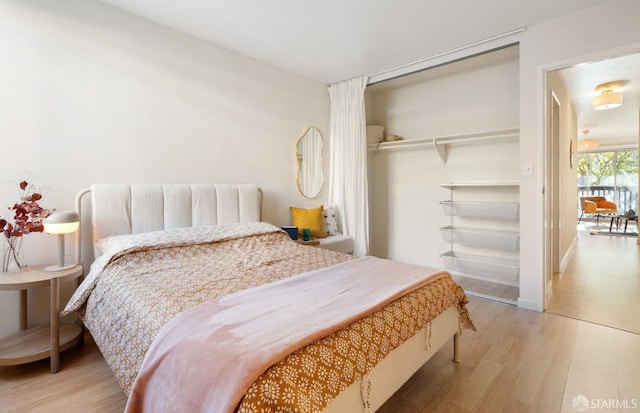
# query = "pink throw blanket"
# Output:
<box><xmin>125</xmin><ymin>256</ymin><xmax>448</xmax><ymax>413</ymax></box>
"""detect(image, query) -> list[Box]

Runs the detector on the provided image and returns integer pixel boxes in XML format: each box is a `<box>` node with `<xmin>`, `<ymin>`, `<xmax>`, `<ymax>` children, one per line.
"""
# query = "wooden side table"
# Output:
<box><xmin>296</xmin><ymin>238</ymin><xmax>320</xmax><ymax>246</ymax></box>
<box><xmin>0</xmin><ymin>264</ymin><xmax>83</xmax><ymax>373</ymax></box>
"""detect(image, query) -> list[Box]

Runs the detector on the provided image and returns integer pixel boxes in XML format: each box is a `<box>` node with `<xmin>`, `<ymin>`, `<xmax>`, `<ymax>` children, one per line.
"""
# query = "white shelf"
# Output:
<box><xmin>368</xmin><ymin>128</ymin><xmax>519</xmax><ymax>164</ymax></box>
<box><xmin>441</xmin><ymin>251</ymin><xmax>519</xmax><ymax>285</ymax></box>
<box><xmin>440</xmin><ymin>226</ymin><xmax>519</xmax><ymax>251</ymax></box>
<box><xmin>440</xmin><ymin>181</ymin><xmax>520</xmax><ymax>287</ymax></box>
<box><xmin>0</xmin><ymin>324</ymin><xmax>82</xmax><ymax>366</ymax></box>
<box><xmin>439</xmin><ymin>181</ymin><xmax>519</xmax><ymax>189</ymax></box>
<box><xmin>440</xmin><ymin>201</ymin><xmax>519</xmax><ymax>220</ymax></box>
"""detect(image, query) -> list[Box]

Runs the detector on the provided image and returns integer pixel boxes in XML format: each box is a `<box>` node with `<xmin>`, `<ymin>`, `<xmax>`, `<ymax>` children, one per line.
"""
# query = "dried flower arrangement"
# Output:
<box><xmin>0</xmin><ymin>181</ymin><xmax>50</xmax><ymax>271</ymax></box>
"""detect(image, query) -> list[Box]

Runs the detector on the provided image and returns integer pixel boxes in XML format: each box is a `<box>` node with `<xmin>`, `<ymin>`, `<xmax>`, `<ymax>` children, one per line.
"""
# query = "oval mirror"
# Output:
<box><xmin>296</xmin><ymin>127</ymin><xmax>324</xmax><ymax>198</ymax></box>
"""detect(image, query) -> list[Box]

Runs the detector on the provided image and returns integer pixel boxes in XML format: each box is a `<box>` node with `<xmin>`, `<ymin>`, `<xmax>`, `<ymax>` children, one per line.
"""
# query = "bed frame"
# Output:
<box><xmin>74</xmin><ymin>184</ymin><xmax>461</xmax><ymax>412</ymax></box>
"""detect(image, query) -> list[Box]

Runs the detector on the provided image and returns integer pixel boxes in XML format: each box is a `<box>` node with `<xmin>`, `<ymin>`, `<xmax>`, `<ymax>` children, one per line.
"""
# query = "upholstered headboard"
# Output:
<box><xmin>75</xmin><ymin>184</ymin><xmax>262</xmax><ymax>266</ymax></box>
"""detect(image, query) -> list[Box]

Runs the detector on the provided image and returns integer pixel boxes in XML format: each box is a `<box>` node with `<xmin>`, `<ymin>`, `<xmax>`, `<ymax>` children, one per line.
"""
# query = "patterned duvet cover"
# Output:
<box><xmin>63</xmin><ymin>222</ymin><xmax>473</xmax><ymax>412</ymax></box>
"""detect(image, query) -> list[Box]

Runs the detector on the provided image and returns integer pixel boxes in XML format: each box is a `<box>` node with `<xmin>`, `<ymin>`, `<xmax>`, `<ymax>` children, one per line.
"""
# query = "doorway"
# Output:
<box><xmin>542</xmin><ymin>51</ymin><xmax>640</xmax><ymax>333</ymax></box>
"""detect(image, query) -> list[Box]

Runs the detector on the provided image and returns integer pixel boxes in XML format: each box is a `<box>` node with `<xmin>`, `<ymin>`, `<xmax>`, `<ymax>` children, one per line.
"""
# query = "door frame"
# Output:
<box><xmin>540</xmin><ymin>43</ymin><xmax>640</xmax><ymax>310</ymax></box>
<box><xmin>544</xmin><ymin>90</ymin><xmax>561</xmax><ymax>305</ymax></box>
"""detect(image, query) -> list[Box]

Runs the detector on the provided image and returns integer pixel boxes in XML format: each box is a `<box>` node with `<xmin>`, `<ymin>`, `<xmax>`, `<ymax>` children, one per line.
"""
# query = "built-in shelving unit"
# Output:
<box><xmin>440</xmin><ymin>226</ymin><xmax>520</xmax><ymax>251</ymax></box>
<box><xmin>440</xmin><ymin>201</ymin><xmax>519</xmax><ymax>220</ymax></box>
<box><xmin>368</xmin><ymin>128</ymin><xmax>519</xmax><ymax>164</ymax></box>
<box><xmin>440</xmin><ymin>181</ymin><xmax>520</xmax><ymax>288</ymax></box>
<box><xmin>441</xmin><ymin>251</ymin><xmax>519</xmax><ymax>284</ymax></box>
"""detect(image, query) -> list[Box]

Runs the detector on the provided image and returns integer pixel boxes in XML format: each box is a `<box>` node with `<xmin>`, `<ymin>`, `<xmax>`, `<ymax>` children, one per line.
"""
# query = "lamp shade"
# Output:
<box><xmin>593</xmin><ymin>91</ymin><xmax>622</xmax><ymax>110</ymax></box>
<box><xmin>578</xmin><ymin>139</ymin><xmax>600</xmax><ymax>150</ymax></box>
<box><xmin>43</xmin><ymin>210</ymin><xmax>79</xmax><ymax>235</ymax></box>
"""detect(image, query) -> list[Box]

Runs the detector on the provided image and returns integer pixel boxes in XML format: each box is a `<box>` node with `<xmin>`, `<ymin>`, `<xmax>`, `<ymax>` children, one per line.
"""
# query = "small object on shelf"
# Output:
<box><xmin>302</xmin><ymin>228</ymin><xmax>311</xmax><ymax>241</ymax></box>
<box><xmin>366</xmin><ymin>125</ymin><xmax>384</xmax><ymax>144</ymax></box>
<box><xmin>384</xmin><ymin>134</ymin><xmax>403</xmax><ymax>142</ymax></box>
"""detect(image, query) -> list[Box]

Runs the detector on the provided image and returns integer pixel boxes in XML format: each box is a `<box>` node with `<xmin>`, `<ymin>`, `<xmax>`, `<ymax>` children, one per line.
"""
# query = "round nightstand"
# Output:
<box><xmin>0</xmin><ymin>264</ymin><xmax>84</xmax><ymax>373</ymax></box>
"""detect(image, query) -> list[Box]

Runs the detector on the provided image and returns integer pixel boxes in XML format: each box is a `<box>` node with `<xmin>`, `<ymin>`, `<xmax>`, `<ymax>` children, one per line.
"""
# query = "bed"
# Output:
<box><xmin>64</xmin><ymin>184</ymin><xmax>474</xmax><ymax>412</ymax></box>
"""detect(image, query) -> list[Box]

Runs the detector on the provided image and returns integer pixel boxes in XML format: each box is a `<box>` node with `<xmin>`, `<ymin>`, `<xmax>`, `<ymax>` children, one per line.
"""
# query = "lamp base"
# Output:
<box><xmin>45</xmin><ymin>264</ymin><xmax>77</xmax><ymax>272</ymax></box>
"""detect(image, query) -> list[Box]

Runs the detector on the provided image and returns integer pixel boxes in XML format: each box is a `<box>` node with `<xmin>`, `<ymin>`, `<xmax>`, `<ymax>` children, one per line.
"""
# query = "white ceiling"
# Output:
<box><xmin>96</xmin><ymin>0</ymin><xmax>608</xmax><ymax>84</ymax></box>
<box><xmin>95</xmin><ymin>0</ymin><xmax>638</xmax><ymax>142</ymax></box>
<box><xmin>557</xmin><ymin>53</ymin><xmax>640</xmax><ymax>143</ymax></box>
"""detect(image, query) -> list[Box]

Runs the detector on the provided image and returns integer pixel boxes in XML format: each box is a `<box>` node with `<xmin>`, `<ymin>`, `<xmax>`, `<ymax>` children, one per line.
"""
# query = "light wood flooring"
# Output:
<box><xmin>2</xmin><ymin>297</ymin><xmax>639</xmax><ymax>412</ymax></box>
<box><xmin>546</xmin><ymin>222</ymin><xmax>640</xmax><ymax>334</ymax></box>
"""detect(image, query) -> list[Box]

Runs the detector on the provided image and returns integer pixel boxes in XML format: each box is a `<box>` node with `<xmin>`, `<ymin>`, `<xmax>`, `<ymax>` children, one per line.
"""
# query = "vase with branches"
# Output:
<box><xmin>0</xmin><ymin>181</ymin><xmax>50</xmax><ymax>272</ymax></box>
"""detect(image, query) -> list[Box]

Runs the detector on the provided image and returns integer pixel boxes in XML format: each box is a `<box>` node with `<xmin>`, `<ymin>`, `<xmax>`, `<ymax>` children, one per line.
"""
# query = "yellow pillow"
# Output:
<box><xmin>290</xmin><ymin>206</ymin><xmax>326</xmax><ymax>238</ymax></box>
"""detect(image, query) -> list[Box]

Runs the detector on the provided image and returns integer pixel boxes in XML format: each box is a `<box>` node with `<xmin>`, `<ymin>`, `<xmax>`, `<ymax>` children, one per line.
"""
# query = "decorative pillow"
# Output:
<box><xmin>323</xmin><ymin>207</ymin><xmax>340</xmax><ymax>236</ymax></box>
<box><xmin>290</xmin><ymin>206</ymin><xmax>326</xmax><ymax>238</ymax></box>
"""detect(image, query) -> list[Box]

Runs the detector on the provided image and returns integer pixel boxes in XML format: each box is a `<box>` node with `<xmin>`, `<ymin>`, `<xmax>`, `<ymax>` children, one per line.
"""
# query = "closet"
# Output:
<box><xmin>366</xmin><ymin>46</ymin><xmax>520</xmax><ymax>303</ymax></box>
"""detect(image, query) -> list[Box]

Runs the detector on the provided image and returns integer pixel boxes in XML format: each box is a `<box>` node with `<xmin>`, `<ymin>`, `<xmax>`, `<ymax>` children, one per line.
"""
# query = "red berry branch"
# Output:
<box><xmin>1</xmin><ymin>181</ymin><xmax>51</xmax><ymax>271</ymax></box>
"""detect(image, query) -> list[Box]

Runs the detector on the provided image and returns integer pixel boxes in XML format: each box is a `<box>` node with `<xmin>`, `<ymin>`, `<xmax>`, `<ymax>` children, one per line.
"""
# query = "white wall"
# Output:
<box><xmin>546</xmin><ymin>71</ymin><xmax>578</xmax><ymax>270</ymax></box>
<box><xmin>366</xmin><ymin>47</ymin><xmax>519</xmax><ymax>269</ymax></box>
<box><xmin>0</xmin><ymin>0</ymin><xmax>329</xmax><ymax>337</ymax></box>
<box><xmin>519</xmin><ymin>0</ymin><xmax>640</xmax><ymax>309</ymax></box>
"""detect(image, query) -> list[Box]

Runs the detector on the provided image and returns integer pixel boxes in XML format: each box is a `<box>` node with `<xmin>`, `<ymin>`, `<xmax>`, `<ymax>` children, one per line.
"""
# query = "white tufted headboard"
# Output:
<box><xmin>75</xmin><ymin>184</ymin><xmax>262</xmax><ymax>266</ymax></box>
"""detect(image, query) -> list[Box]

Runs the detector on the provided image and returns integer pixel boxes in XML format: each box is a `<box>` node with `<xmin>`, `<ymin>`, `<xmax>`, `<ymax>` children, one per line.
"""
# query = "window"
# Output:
<box><xmin>577</xmin><ymin>149</ymin><xmax>638</xmax><ymax>213</ymax></box>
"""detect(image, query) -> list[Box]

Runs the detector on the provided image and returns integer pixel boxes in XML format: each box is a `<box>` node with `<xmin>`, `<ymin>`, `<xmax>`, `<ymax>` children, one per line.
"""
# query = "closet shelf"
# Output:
<box><xmin>440</xmin><ymin>226</ymin><xmax>520</xmax><ymax>251</ymax></box>
<box><xmin>441</xmin><ymin>251</ymin><xmax>519</xmax><ymax>286</ymax></box>
<box><xmin>440</xmin><ymin>201</ymin><xmax>519</xmax><ymax>220</ymax></box>
<box><xmin>368</xmin><ymin>127</ymin><xmax>519</xmax><ymax>164</ymax></box>
<box><xmin>439</xmin><ymin>181</ymin><xmax>519</xmax><ymax>188</ymax></box>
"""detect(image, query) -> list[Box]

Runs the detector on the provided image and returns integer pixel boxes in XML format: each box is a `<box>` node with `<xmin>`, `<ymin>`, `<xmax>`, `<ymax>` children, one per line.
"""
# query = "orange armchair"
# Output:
<box><xmin>579</xmin><ymin>196</ymin><xmax>617</xmax><ymax>224</ymax></box>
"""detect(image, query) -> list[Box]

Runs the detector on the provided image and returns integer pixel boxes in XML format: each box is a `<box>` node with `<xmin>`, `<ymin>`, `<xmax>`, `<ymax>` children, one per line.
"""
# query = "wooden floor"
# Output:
<box><xmin>546</xmin><ymin>221</ymin><xmax>640</xmax><ymax>334</ymax></box>
<box><xmin>379</xmin><ymin>298</ymin><xmax>640</xmax><ymax>413</ymax></box>
<box><xmin>2</xmin><ymin>296</ymin><xmax>639</xmax><ymax>412</ymax></box>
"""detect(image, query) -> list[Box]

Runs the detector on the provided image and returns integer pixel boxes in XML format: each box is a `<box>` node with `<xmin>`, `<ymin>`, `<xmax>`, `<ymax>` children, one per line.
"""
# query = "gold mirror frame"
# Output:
<box><xmin>295</xmin><ymin>127</ymin><xmax>324</xmax><ymax>198</ymax></box>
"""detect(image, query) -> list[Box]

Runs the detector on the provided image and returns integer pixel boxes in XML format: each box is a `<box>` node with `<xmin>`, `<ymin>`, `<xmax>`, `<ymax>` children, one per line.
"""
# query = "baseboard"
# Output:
<box><xmin>517</xmin><ymin>297</ymin><xmax>542</xmax><ymax>312</ymax></box>
<box><xmin>559</xmin><ymin>235</ymin><xmax>578</xmax><ymax>273</ymax></box>
<box><xmin>545</xmin><ymin>280</ymin><xmax>553</xmax><ymax>306</ymax></box>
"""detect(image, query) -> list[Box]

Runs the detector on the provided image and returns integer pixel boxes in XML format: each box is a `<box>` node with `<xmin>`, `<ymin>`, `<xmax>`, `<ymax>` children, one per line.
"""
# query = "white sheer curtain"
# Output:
<box><xmin>328</xmin><ymin>76</ymin><xmax>369</xmax><ymax>256</ymax></box>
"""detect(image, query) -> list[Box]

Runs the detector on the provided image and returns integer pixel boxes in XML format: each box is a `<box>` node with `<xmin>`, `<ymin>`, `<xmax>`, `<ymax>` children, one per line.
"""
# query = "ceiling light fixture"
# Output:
<box><xmin>593</xmin><ymin>90</ymin><xmax>622</xmax><ymax>110</ymax></box>
<box><xmin>593</xmin><ymin>81</ymin><xmax>625</xmax><ymax>110</ymax></box>
<box><xmin>579</xmin><ymin>139</ymin><xmax>600</xmax><ymax>150</ymax></box>
<box><xmin>578</xmin><ymin>129</ymin><xmax>599</xmax><ymax>150</ymax></box>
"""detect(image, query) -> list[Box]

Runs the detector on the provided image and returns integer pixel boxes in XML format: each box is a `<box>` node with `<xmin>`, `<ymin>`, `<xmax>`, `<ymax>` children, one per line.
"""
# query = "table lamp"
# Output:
<box><xmin>43</xmin><ymin>210</ymin><xmax>79</xmax><ymax>272</ymax></box>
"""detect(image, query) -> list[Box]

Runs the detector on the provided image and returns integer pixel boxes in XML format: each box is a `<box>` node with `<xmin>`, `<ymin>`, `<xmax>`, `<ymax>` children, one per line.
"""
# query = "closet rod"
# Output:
<box><xmin>367</xmin><ymin>27</ymin><xmax>526</xmax><ymax>84</ymax></box>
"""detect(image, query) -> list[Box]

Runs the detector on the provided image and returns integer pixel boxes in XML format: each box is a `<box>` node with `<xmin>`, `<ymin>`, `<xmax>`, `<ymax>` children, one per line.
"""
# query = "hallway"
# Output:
<box><xmin>546</xmin><ymin>222</ymin><xmax>640</xmax><ymax>333</ymax></box>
